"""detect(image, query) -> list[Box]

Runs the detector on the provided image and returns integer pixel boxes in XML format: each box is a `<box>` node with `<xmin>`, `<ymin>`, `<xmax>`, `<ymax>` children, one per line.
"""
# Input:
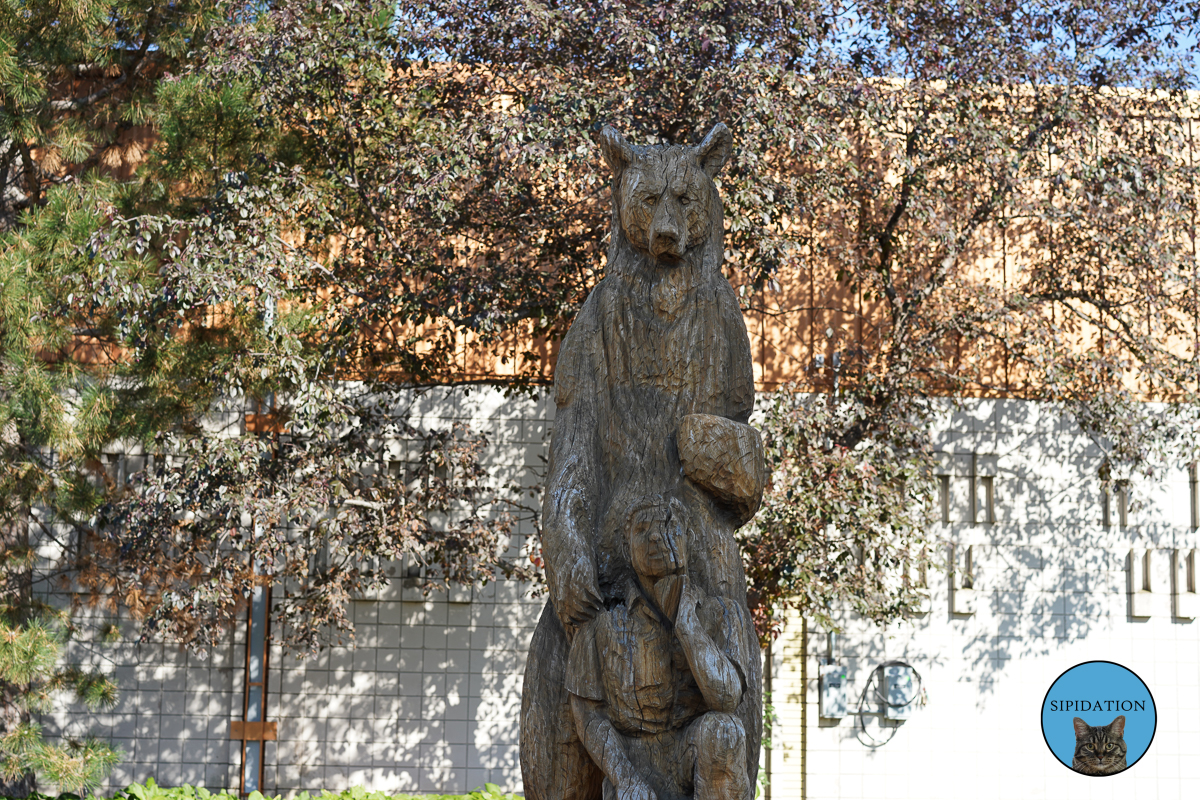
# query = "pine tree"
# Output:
<box><xmin>2</xmin><ymin>3</ymin><xmax>540</xmax><ymax>789</ymax></box>
<box><xmin>1</xmin><ymin>2</ymin><xmax>238</xmax><ymax>792</ymax></box>
<box><xmin>0</xmin><ymin>615</ymin><xmax>120</xmax><ymax>795</ymax></box>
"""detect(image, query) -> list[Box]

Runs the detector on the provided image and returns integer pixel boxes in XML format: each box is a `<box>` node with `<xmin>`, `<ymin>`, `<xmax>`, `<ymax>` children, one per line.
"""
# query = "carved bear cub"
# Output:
<box><xmin>520</xmin><ymin>124</ymin><xmax>765</xmax><ymax>800</ymax></box>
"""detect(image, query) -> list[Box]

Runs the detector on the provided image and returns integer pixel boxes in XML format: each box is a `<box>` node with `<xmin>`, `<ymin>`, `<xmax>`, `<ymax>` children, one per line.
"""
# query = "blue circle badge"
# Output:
<box><xmin>1041</xmin><ymin>661</ymin><xmax>1156</xmax><ymax>775</ymax></box>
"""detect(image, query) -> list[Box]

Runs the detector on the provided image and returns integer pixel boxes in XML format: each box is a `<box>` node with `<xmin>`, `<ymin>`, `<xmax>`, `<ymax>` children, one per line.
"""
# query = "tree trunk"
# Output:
<box><xmin>0</xmin><ymin>138</ymin><xmax>32</xmax><ymax>233</ymax></box>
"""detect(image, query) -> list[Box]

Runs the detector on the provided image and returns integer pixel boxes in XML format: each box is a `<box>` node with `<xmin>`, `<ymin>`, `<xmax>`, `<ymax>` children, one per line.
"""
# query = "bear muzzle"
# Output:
<box><xmin>648</xmin><ymin>209</ymin><xmax>687</xmax><ymax>263</ymax></box>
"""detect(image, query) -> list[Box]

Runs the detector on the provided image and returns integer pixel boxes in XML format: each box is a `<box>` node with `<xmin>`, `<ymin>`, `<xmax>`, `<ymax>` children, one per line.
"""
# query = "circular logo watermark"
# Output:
<box><xmin>1041</xmin><ymin>660</ymin><xmax>1156</xmax><ymax>775</ymax></box>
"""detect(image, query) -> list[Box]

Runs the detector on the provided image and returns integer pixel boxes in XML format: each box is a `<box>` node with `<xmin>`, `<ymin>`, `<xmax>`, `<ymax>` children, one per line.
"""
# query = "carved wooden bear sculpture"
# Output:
<box><xmin>520</xmin><ymin>123</ymin><xmax>767</xmax><ymax>800</ymax></box>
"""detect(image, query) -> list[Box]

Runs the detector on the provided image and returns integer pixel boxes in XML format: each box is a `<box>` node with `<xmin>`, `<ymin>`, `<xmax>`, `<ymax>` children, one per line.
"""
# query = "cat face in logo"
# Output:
<box><xmin>1072</xmin><ymin>715</ymin><xmax>1128</xmax><ymax>775</ymax></box>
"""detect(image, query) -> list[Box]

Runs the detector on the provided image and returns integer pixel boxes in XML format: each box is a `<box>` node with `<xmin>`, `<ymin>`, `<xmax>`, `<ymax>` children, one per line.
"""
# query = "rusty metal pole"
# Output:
<box><xmin>233</xmin><ymin>395</ymin><xmax>278</xmax><ymax>795</ymax></box>
<box><xmin>236</xmin><ymin>579</ymin><xmax>274</xmax><ymax>795</ymax></box>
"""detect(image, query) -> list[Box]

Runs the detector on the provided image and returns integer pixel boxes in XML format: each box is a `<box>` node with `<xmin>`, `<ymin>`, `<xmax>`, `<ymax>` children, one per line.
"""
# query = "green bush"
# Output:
<box><xmin>1</xmin><ymin>779</ymin><xmax>523</xmax><ymax>800</ymax></box>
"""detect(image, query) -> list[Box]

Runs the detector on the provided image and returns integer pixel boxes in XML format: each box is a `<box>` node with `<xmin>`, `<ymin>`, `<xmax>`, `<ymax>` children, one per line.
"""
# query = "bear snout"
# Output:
<box><xmin>648</xmin><ymin>207</ymin><xmax>687</xmax><ymax>262</ymax></box>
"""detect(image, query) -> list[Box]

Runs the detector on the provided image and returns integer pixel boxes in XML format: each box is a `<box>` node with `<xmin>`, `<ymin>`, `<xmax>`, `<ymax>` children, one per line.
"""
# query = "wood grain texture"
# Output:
<box><xmin>520</xmin><ymin>123</ymin><xmax>762</xmax><ymax>800</ymax></box>
<box><xmin>677</xmin><ymin>414</ymin><xmax>767</xmax><ymax>526</ymax></box>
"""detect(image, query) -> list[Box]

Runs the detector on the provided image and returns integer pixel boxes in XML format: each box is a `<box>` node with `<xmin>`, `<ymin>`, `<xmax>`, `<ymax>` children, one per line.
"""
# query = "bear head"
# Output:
<box><xmin>599</xmin><ymin>123</ymin><xmax>733</xmax><ymax>267</ymax></box>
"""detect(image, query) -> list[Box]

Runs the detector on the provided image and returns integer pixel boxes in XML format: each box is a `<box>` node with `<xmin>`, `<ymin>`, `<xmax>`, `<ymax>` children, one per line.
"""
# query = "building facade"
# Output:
<box><xmin>41</xmin><ymin>388</ymin><xmax>1199</xmax><ymax>798</ymax></box>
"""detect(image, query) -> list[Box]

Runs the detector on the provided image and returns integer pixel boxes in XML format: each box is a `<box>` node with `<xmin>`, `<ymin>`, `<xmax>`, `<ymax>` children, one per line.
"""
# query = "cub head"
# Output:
<box><xmin>599</xmin><ymin>123</ymin><xmax>733</xmax><ymax>266</ymax></box>
<box><xmin>627</xmin><ymin>495</ymin><xmax>690</xmax><ymax>581</ymax></box>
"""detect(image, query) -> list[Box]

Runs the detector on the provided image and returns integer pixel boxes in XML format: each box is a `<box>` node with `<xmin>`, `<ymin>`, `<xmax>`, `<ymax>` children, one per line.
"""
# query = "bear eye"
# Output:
<box><xmin>679</xmin><ymin>195</ymin><xmax>690</xmax><ymax>205</ymax></box>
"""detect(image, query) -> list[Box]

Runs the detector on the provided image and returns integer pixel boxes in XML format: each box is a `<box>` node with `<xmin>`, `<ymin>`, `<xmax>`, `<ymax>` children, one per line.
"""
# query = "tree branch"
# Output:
<box><xmin>895</xmin><ymin>104</ymin><xmax>1068</xmax><ymax>334</ymax></box>
<box><xmin>46</xmin><ymin>9</ymin><xmax>158</xmax><ymax>113</ymax></box>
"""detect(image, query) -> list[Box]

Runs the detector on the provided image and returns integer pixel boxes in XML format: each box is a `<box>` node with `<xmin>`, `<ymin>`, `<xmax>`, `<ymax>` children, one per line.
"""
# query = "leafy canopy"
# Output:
<box><xmin>2</xmin><ymin>0</ymin><xmax>1199</xmax><ymax>682</ymax></box>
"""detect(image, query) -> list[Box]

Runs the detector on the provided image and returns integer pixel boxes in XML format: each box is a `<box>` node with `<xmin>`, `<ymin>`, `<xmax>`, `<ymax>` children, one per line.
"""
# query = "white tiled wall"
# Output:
<box><xmin>41</xmin><ymin>621</ymin><xmax>242</xmax><ymax>790</ymax></box>
<box><xmin>260</xmin><ymin>583</ymin><xmax>542</xmax><ymax>793</ymax></box>
<box><xmin>771</xmin><ymin>399</ymin><xmax>1200</xmax><ymax>800</ymax></box>
<box><xmin>41</xmin><ymin>393</ymin><xmax>1200</xmax><ymax>797</ymax></box>
<box><xmin>41</xmin><ymin>387</ymin><xmax>549</xmax><ymax>795</ymax></box>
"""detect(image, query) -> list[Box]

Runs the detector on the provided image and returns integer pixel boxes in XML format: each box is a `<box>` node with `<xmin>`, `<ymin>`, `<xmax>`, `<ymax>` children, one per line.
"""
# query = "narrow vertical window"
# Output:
<box><xmin>1117</xmin><ymin>480</ymin><xmax>1130</xmax><ymax>529</ymax></box>
<box><xmin>102</xmin><ymin>452</ymin><xmax>124</xmax><ymax>487</ymax></box>
<box><xmin>939</xmin><ymin>475</ymin><xmax>951</xmax><ymax>525</ymax></box>
<box><xmin>1190</xmin><ymin>462</ymin><xmax>1198</xmax><ymax>531</ymax></box>
<box><xmin>968</xmin><ymin>456</ymin><xmax>978</xmax><ymax>525</ymax></box>
<box><xmin>1102</xmin><ymin>484</ymin><xmax>1112</xmax><ymax>528</ymax></box>
<box><xmin>980</xmin><ymin>476</ymin><xmax>995</xmax><ymax>524</ymax></box>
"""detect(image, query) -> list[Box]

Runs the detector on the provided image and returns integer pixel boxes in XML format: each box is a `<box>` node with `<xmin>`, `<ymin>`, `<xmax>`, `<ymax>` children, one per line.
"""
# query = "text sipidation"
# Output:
<box><xmin>1049</xmin><ymin>699</ymin><xmax>1146</xmax><ymax>712</ymax></box>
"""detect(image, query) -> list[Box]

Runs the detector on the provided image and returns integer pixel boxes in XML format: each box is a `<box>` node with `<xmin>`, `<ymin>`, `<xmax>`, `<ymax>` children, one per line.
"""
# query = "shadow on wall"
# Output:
<box><xmin>801</xmin><ymin>399</ymin><xmax>1196</xmax><ymax>719</ymax></box>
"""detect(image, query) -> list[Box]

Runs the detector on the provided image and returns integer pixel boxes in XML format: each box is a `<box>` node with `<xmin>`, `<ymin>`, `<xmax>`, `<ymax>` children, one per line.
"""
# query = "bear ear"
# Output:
<box><xmin>1073</xmin><ymin>717</ymin><xmax>1090</xmax><ymax>739</ymax></box>
<box><xmin>599</xmin><ymin>125</ymin><xmax>633</xmax><ymax>175</ymax></box>
<box><xmin>696</xmin><ymin>122</ymin><xmax>733</xmax><ymax>177</ymax></box>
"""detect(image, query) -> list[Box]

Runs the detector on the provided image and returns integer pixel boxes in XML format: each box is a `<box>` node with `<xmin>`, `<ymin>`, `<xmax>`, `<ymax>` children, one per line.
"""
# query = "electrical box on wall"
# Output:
<box><xmin>884</xmin><ymin>665</ymin><xmax>916</xmax><ymax>721</ymax></box>
<box><xmin>819</xmin><ymin>664</ymin><xmax>848</xmax><ymax>719</ymax></box>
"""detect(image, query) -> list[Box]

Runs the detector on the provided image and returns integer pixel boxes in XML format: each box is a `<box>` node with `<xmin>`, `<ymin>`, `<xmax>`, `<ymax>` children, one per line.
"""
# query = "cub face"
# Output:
<box><xmin>628</xmin><ymin>496</ymin><xmax>690</xmax><ymax>580</ymax></box>
<box><xmin>600</xmin><ymin>124</ymin><xmax>733</xmax><ymax>264</ymax></box>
